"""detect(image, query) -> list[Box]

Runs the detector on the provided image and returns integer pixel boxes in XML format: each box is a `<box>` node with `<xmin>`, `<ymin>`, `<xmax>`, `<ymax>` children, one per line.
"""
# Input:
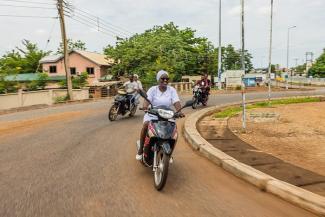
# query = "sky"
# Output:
<box><xmin>0</xmin><ymin>0</ymin><xmax>324</xmax><ymax>68</ymax></box>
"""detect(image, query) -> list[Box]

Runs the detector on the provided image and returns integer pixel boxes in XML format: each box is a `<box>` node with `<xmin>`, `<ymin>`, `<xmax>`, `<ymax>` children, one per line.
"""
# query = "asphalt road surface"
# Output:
<box><xmin>1</xmin><ymin>89</ymin><xmax>324</xmax><ymax>217</ymax></box>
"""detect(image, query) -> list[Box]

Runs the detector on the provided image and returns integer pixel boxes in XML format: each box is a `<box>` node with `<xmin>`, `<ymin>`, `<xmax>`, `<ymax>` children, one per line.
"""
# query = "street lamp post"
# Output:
<box><xmin>268</xmin><ymin>0</ymin><xmax>274</xmax><ymax>103</ymax></box>
<box><xmin>217</xmin><ymin>0</ymin><xmax>222</xmax><ymax>90</ymax></box>
<box><xmin>286</xmin><ymin>25</ymin><xmax>296</xmax><ymax>89</ymax></box>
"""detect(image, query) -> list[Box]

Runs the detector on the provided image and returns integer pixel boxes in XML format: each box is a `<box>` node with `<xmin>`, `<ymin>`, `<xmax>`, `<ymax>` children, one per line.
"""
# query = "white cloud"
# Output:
<box><xmin>35</xmin><ymin>29</ymin><xmax>46</xmax><ymax>35</ymax></box>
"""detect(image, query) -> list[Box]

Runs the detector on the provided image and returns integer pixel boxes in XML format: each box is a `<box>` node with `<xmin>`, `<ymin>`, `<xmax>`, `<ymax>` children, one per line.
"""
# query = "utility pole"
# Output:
<box><xmin>217</xmin><ymin>0</ymin><xmax>222</xmax><ymax>90</ymax></box>
<box><xmin>57</xmin><ymin>0</ymin><xmax>73</xmax><ymax>100</ymax></box>
<box><xmin>268</xmin><ymin>0</ymin><xmax>274</xmax><ymax>103</ymax></box>
<box><xmin>286</xmin><ymin>25</ymin><xmax>296</xmax><ymax>90</ymax></box>
<box><xmin>240</xmin><ymin>0</ymin><xmax>246</xmax><ymax>131</ymax></box>
<box><xmin>305</xmin><ymin>52</ymin><xmax>314</xmax><ymax>74</ymax></box>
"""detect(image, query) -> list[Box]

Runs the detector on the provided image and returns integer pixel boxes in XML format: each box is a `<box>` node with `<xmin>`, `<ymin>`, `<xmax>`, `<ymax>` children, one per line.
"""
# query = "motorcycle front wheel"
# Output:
<box><xmin>108</xmin><ymin>105</ymin><xmax>118</xmax><ymax>121</ymax></box>
<box><xmin>129</xmin><ymin>105</ymin><xmax>137</xmax><ymax>117</ymax></box>
<box><xmin>153</xmin><ymin>149</ymin><xmax>170</xmax><ymax>191</ymax></box>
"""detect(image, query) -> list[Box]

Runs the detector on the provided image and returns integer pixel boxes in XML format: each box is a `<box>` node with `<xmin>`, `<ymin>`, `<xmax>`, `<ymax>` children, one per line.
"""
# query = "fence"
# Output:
<box><xmin>169</xmin><ymin>82</ymin><xmax>192</xmax><ymax>92</ymax></box>
<box><xmin>0</xmin><ymin>88</ymin><xmax>89</xmax><ymax>110</ymax></box>
<box><xmin>289</xmin><ymin>77</ymin><xmax>325</xmax><ymax>86</ymax></box>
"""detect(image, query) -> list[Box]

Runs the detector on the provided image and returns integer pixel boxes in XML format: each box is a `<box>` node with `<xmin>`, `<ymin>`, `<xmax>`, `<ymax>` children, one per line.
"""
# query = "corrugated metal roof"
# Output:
<box><xmin>39</xmin><ymin>54</ymin><xmax>63</xmax><ymax>63</ymax></box>
<box><xmin>5</xmin><ymin>73</ymin><xmax>66</xmax><ymax>82</ymax></box>
<box><xmin>75</xmin><ymin>50</ymin><xmax>113</xmax><ymax>66</ymax></box>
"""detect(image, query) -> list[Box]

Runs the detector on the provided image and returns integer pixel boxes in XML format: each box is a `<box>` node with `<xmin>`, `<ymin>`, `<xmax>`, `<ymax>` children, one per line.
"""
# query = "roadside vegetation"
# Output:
<box><xmin>214</xmin><ymin>97</ymin><xmax>322</xmax><ymax>118</ymax></box>
<box><xmin>104</xmin><ymin>22</ymin><xmax>253</xmax><ymax>87</ymax></box>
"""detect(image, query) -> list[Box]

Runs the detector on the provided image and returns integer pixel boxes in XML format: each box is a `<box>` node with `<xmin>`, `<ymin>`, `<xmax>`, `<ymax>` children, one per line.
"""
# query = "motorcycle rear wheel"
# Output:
<box><xmin>153</xmin><ymin>149</ymin><xmax>170</xmax><ymax>191</ymax></box>
<box><xmin>108</xmin><ymin>105</ymin><xmax>118</xmax><ymax>121</ymax></box>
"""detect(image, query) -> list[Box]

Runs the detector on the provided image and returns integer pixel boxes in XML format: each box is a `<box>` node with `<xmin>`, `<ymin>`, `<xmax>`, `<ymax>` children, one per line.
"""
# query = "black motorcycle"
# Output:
<box><xmin>192</xmin><ymin>85</ymin><xmax>207</xmax><ymax>109</ymax></box>
<box><xmin>108</xmin><ymin>89</ymin><xmax>138</xmax><ymax>121</ymax></box>
<box><xmin>136</xmin><ymin>90</ymin><xmax>193</xmax><ymax>190</ymax></box>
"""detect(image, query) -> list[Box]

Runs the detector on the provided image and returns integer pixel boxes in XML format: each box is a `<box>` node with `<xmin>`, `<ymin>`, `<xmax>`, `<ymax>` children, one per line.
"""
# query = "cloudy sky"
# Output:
<box><xmin>0</xmin><ymin>0</ymin><xmax>324</xmax><ymax>68</ymax></box>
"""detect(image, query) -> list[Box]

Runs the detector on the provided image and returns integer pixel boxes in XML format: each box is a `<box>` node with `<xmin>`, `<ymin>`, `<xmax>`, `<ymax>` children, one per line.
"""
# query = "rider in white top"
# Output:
<box><xmin>123</xmin><ymin>75</ymin><xmax>138</xmax><ymax>109</ymax></box>
<box><xmin>143</xmin><ymin>85</ymin><xmax>180</xmax><ymax>123</ymax></box>
<box><xmin>133</xmin><ymin>74</ymin><xmax>143</xmax><ymax>90</ymax></box>
<box><xmin>133</xmin><ymin>74</ymin><xmax>143</xmax><ymax>105</ymax></box>
<box><xmin>136</xmin><ymin>70</ymin><xmax>184</xmax><ymax>161</ymax></box>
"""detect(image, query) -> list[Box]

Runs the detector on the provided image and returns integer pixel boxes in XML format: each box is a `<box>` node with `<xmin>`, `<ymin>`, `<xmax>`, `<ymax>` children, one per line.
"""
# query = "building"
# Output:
<box><xmin>243</xmin><ymin>73</ymin><xmax>267</xmax><ymax>87</ymax></box>
<box><xmin>40</xmin><ymin>50</ymin><xmax>114</xmax><ymax>85</ymax></box>
<box><xmin>214</xmin><ymin>70</ymin><xmax>245</xmax><ymax>88</ymax></box>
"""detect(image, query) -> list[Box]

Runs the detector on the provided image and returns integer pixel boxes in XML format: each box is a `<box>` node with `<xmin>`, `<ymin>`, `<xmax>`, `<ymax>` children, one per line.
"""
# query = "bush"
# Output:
<box><xmin>54</xmin><ymin>95</ymin><xmax>68</xmax><ymax>103</ymax></box>
<box><xmin>59</xmin><ymin>72</ymin><xmax>89</xmax><ymax>89</ymax></box>
<box><xmin>26</xmin><ymin>73</ymin><xmax>48</xmax><ymax>91</ymax></box>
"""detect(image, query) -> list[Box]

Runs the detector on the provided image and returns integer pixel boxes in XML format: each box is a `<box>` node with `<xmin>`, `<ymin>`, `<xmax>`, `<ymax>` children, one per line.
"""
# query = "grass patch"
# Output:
<box><xmin>54</xmin><ymin>95</ymin><xmax>68</xmax><ymax>104</ymax></box>
<box><xmin>214</xmin><ymin>97</ymin><xmax>321</xmax><ymax>118</ymax></box>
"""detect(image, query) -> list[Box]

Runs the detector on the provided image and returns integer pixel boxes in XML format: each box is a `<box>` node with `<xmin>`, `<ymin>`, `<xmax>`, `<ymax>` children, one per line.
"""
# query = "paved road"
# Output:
<box><xmin>1</xmin><ymin>89</ymin><xmax>324</xmax><ymax>217</ymax></box>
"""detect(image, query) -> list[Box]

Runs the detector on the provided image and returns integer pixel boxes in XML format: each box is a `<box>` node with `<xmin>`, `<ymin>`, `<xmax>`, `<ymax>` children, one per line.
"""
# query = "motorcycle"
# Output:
<box><xmin>136</xmin><ymin>90</ymin><xmax>193</xmax><ymax>191</ymax></box>
<box><xmin>108</xmin><ymin>89</ymin><xmax>138</xmax><ymax>121</ymax></box>
<box><xmin>192</xmin><ymin>85</ymin><xmax>207</xmax><ymax>109</ymax></box>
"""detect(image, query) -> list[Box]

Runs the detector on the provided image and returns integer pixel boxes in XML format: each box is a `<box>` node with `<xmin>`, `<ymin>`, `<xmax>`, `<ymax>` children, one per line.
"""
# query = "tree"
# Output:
<box><xmin>104</xmin><ymin>23</ymin><xmax>221</xmax><ymax>86</ymax></box>
<box><xmin>0</xmin><ymin>40</ymin><xmax>50</xmax><ymax>93</ymax></box>
<box><xmin>104</xmin><ymin>23</ymin><xmax>254</xmax><ymax>87</ymax></box>
<box><xmin>294</xmin><ymin>63</ymin><xmax>306</xmax><ymax>74</ymax></box>
<box><xmin>0</xmin><ymin>40</ymin><xmax>50</xmax><ymax>75</ymax></box>
<box><xmin>222</xmin><ymin>44</ymin><xmax>253</xmax><ymax>73</ymax></box>
<box><xmin>57</xmin><ymin>39</ymin><xmax>86</xmax><ymax>54</ymax></box>
<box><xmin>309</xmin><ymin>49</ymin><xmax>325</xmax><ymax>77</ymax></box>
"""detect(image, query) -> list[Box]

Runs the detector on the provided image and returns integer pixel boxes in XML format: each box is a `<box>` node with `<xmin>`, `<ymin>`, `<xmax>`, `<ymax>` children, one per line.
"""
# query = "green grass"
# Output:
<box><xmin>214</xmin><ymin>97</ymin><xmax>321</xmax><ymax>118</ymax></box>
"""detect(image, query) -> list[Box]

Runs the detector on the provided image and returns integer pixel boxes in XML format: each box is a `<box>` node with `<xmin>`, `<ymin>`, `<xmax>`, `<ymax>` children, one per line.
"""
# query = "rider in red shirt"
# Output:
<box><xmin>195</xmin><ymin>73</ymin><xmax>211</xmax><ymax>106</ymax></box>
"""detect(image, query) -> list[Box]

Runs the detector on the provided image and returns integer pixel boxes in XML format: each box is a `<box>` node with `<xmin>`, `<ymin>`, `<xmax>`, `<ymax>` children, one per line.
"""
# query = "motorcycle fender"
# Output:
<box><xmin>162</xmin><ymin>142</ymin><xmax>172</xmax><ymax>155</ymax></box>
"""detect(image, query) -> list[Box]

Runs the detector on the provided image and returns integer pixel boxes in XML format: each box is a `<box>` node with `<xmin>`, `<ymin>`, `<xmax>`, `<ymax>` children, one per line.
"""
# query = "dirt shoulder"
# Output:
<box><xmin>228</xmin><ymin>102</ymin><xmax>325</xmax><ymax>176</ymax></box>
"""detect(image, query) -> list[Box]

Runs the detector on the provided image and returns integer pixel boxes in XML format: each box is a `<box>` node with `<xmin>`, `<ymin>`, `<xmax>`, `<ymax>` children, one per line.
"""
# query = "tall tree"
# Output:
<box><xmin>309</xmin><ymin>49</ymin><xmax>325</xmax><ymax>77</ymax></box>
<box><xmin>57</xmin><ymin>39</ymin><xmax>86</xmax><ymax>54</ymax></box>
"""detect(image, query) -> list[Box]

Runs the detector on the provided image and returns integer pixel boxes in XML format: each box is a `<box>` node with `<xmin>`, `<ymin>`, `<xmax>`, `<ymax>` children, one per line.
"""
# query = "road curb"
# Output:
<box><xmin>0</xmin><ymin>97</ymin><xmax>112</xmax><ymax>116</ymax></box>
<box><xmin>183</xmin><ymin>97</ymin><xmax>325</xmax><ymax>216</ymax></box>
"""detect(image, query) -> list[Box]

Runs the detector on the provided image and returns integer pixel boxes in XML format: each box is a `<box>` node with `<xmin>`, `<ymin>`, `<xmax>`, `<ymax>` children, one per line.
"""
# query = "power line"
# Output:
<box><xmin>0</xmin><ymin>0</ymin><xmax>55</xmax><ymax>5</ymax></box>
<box><xmin>64</xmin><ymin>8</ymin><xmax>130</xmax><ymax>38</ymax></box>
<box><xmin>63</xmin><ymin>4</ymin><xmax>133</xmax><ymax>36</ymax></box>
<box><xmin>0</xmin><ymin>14</ymin><xmax>57</xmax><ymax>18</ymax></box>
<box><xmin>0</xmin><ymin>3</ymin><xmax>56</xmax><ymax>9</ymax></box>
<box><xmin>67</xmin><ymin>13</ymin><xmax>127</xmax><ymax>38</ymax></box>
<box><xmin>68</xmin><ymin>16</ymin><xmax>119</xmax><ymax>39</ymax></box>
<box><xmin>73</xmin><ymin>7</ymin><xmax>132</xmax><ymax>35</ymax></box>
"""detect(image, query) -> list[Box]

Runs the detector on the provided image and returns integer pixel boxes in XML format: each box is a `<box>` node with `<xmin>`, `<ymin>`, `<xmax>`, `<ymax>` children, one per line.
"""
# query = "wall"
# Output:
<box><xmin>169</xmin><ymin>82</ymin><xmax>192</xmax><ymax>92</ymax></box>
<box><xmin>0</xmin><ymin>88</ymin><xmax>89</xmax><ymax>110</ymax></box>
<box><xmin>290</xmin><ymin>77</ymin><xmax>325</xmax><ymax>86</ymax></box>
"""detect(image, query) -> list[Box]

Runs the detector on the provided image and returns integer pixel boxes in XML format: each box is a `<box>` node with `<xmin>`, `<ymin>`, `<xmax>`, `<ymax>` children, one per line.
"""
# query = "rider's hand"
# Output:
<box><xmin>178</xmin><ymin>112</ymin><xmax>185</xmax><ymax>118</ymax></box>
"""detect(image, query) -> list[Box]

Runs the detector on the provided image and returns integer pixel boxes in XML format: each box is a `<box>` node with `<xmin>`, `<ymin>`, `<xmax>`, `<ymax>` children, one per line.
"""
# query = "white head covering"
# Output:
<box><xmin>133</xmin><ymin>74</ymin><xmax>139</xmax><ymax>79</ymax></box>
<box><xmin>156</xmin><ymin>70</ymin><xmax>169</xmax><ymax>81</ymax></box>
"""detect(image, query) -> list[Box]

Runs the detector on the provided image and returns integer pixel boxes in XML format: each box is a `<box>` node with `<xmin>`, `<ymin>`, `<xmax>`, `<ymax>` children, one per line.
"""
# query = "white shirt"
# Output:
<box><xmin>143</xmin><ymin>85</ymin><xmax>180</xmax><ymax>122</ymax></box>
<box><xmin>123</xmin><ymin>81</ymin><xmax>138</xmax><ymax>93</ymax></box>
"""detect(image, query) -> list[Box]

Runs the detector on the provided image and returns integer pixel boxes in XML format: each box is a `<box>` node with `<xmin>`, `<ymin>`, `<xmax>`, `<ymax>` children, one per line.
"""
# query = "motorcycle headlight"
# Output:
<box><xmin>157</xmin><ymin>109</ymin><xmax>174</xmax><ymax>119</ymax></box>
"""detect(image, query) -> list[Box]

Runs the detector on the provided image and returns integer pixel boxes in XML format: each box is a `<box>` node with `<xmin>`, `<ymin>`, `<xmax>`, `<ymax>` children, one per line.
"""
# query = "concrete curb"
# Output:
<box><xmin>0</xmin><ymin>97</ymin><xmax>112</xmax><ymax>116</ymax></box>
<box><xmin>183</xmin><ymin>97</ymin><xmax>325</xmax><ymax>216</ymax></box>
